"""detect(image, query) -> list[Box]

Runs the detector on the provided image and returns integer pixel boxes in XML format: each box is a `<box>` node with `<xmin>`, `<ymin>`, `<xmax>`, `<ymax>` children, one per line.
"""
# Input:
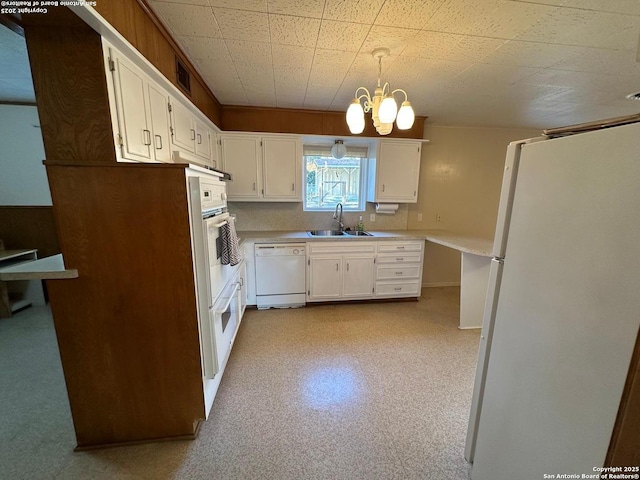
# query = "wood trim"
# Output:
<box><xmin>222</xmin><ymin>105</ymin><xmax>426</xmax><ymax>139</ymax></box>
<box><xmin>606</xmin><ymin>328</ymin><xmax>640</xmax><ymax>466</ymax></box>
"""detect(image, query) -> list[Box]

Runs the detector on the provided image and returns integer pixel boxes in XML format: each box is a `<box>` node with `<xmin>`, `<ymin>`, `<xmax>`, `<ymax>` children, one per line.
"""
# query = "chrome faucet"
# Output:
<box><xmin>333</xmin><ymin>203</ymin><xmax>344</xmax><ymax>232</ymax></box>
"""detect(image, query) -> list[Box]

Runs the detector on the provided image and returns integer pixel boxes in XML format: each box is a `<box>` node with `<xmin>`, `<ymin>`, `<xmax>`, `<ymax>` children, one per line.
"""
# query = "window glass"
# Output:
<box><xmin>304</xmin><ymin>155</ymin><xmax>364</xmax><ymax>211</ymax></box>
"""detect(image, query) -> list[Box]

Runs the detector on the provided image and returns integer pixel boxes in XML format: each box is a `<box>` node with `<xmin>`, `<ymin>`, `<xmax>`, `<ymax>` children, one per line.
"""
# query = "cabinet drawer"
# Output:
<box><xmin>375</xmin><ymin>281</ymin><xmax>421</xmax><ymax>297</ymax></box>
<box><xmin>376</xmin><ymin>253</ymin><xmax>422</xmax><ymax>264</ymax></box>
<box><xmin>308</xmin><ymin>242</ymin><xmax>376</xmax><ymax>255</ymax></box>
<box><xmin>377</xmin><ymin>241</ymin><xmax>423</xmax><ymax>253</ymax></box>
<box><xmin>376</xmin><ymin>265</ymin><xmax>421</xmax><ymax>280</ymax></box>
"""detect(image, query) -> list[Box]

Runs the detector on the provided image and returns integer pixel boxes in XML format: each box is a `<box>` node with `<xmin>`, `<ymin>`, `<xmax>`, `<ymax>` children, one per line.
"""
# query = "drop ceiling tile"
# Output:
<box><xmin>275</xmin><ymin>82</ymin><xmax>308</xmax><ymax>98</ymax></box>
<box><xmin>306</xmin><ymin>84</ymin><xmax>340</xmax><ymax>98</ymax></box>
<box><xmin>403</xmin><ymin>31</ymin><xmax>505</xmax><ymax>63</ymax></box>
<box><xmin>213</xmin><ymin>8</ymin><xmax>270</xmax><ymax>42</ymax></box>
<box><xmin>532</xmin><ymin>0</ymin><xmax>640</xmax><ymax>15</ymax></box>
<box><xmin>268</xmin><ymin>0</ymin><xmax>325</xmax><ymax>17</ymax></box>
<box><xmin>176</xmin><ymin>36</ymin><xmax>229</xmax><ymax>61</ymax></box>
<box><xmin>208</xmin><ymin>0</ymin><xmax>267</xmax><ymax>12</ymax></box>
<box><xmin>359</xmin><ymin>25</ymin><xmax>421</xmax><ymax>56</ymax></box>
<box><xmin>152</xmin><ymin>3</ymin><xmax>221</xmax><ymax>37</ymax></box>
<box><xmin>273</xmin><ymin>65</ymin><xmax>310</xmax><ymax>86</ymax></box>
<box><xmin>549</xmin><ymin>47</ymin><xmax>640</xmax><ymax>76</ymax></box>
<box><xmin>269</xmin><ymin>15</ymin><xmax>321</xmax><ymax>47</ymax></box>
<box><xmin>316</xmin><ymin>20</ymin><xmax>371</xmax><ymax>52</ymax></box>
<box><xmin>276</xmin><ymin>96</ymin><xmax>307</xmax><ymax>108</ymax></box>
<box><xmin>312</xmin><ymin>48</ymin><xmax>358</xmax><ymax>68</ymax></box>
<box><xmin>234</xmin><ymin>62</ymin><xmax>275</xmax><ymax>83</ymax></box>
<box><xmin>271</xmin><ymin>44</ymin><xmax>315</xmax><ymax>68</ymax></box>
<box><xmin>202</xmin><ymin>71</ymin><xmax>243</xmax><ymax>91</ymax></box>
<box><xmin>245</xmin><ymin>91</ymin><xmax>277</xmax><ymax>106</ymax></box>
<box><xmin>303</xmin><ymin>96</ymin><xmax>333</xmax><ymax>109</ymax></box>
<box><xmin>482</xmin><ymin>40</ymin><xmax>581</xmax><ymax>68</ymax></box>
<box><xmin>215</xmin><ymin>89</ymin><xmax>248</xmax><ymax>104</ymax></box>
<box><xmin>323</xmin><ymin>0</ymin><xmax>386</xmax><ymax>24</ymax></box>
<box><xmin>454</xmin><ymin>63</ymin><xmax>540</xmax><ymax>87</ymax></box>
<box><xmin>424</xmin><ymin>0</ymin><xmax>555</xmax><ymax>39</ymax></box>
<box><xmin>517</xmin><ymin>8</ymin><xmax>639</xmax><ymax>50</ymax></box>
<box><xmin>374</xmin><ymin>0</ymin><xmax>446</xmax><ymax>29</ymax></box>
<box><xmin>226</xmin><ymin>40</ymin><xmax>273</xmax><ymax>67</ymax></box>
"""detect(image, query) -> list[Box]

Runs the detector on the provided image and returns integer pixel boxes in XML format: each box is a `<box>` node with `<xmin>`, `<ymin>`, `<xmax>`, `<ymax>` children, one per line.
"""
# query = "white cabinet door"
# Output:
<box><xmin>194</xmin><ymin>117</ymin><xmax>212</xmax><ymax>161</ymax></box>
<box><xmin>210</xmin><ymin>131</ymin><xmax>220</xmax><ymax>170</ymax></box>
<box><xmin>147</xmin><ymin>83</ymin><xmax>171</xmax><ymax>163</ymax></box>
<box><xmin>262</xmin><ymin>137</ymin><xmax>300</xmax><ymax>200</ymax></box>
<box><xmin>308</xmin><ymin>256</ymin><xmax>342</xmax><ymax>300</ymax></box>
<box><xmin>112</xmin><ymin>54</ymin><xmax>152</xmax><ymax>162</ymax></box>
<box><xmin>221</xmin><ymin>135</ymin><xmax>261</xmax><ymax>199</ymax></box>
<box><xmin>376</xmin><ymin>141</ymin><xmax>421</xmax><ymax>202</ymax></box>
<box><xmin>342</xmin><ymin>255</ymin><xmax>374</xmax><ymax>298</ymax></box>
<box><xmin>170</xmin><ymin>99</ymin><xmax>195</xmax><ymax>154</ymax></box>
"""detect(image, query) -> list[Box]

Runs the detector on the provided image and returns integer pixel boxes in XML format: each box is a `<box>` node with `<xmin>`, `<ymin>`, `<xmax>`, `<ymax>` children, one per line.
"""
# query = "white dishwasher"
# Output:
<box><xmin>255</xmin><ymin>243</ymin><xmax>306</xmax><ymax>309</ymax></box>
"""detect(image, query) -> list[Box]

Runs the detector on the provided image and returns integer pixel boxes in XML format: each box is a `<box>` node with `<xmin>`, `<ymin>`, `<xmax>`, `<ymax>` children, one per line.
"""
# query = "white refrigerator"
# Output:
<box><xmin>464</xmin><ymin>115</ymin><xmax>640</xmax><ymax>479</ymax></box>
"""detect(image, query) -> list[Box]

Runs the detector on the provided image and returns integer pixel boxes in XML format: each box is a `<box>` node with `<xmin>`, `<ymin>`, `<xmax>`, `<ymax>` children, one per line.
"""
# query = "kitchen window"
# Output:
<box><xmin>303</xmin><ymin>144</ymin><xmax>369</xmax><ymax>211</ymax></box>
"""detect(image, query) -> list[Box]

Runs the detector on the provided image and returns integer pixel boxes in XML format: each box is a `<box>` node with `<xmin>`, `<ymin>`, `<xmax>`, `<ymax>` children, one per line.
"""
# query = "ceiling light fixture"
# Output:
<box><xmin>346</xmin><ymin>47</ymin><xmax>415</xmax><ymax>136</ymax></box>
<box><xmin>331</xmin><ymin>139</ymin><xmax>347</xmax><ymax>159</ymax></box>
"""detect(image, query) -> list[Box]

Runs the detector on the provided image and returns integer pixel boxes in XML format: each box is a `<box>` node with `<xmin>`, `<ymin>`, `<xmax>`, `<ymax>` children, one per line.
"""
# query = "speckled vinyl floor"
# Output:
<box><xmin>0</xmin><ymin>287</ymin><xmax>480</xmax><ymax>480</ymax></box>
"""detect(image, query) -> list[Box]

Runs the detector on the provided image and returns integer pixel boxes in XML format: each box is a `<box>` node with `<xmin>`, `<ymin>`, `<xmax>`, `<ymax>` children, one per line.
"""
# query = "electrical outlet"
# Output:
<box><xmin>436</xmin><ymin>213</ymin><xmax>442</xmax><ymax>222</ymax></box>
<box><xmin>417</xmin><ymin>213</ymin><xmax>423</xmax><ymax>222</ymax></box>
<box><xmin>369</xmin><ymin>214</ymin><xmax>376</xmax><ymax>222</ymax></box>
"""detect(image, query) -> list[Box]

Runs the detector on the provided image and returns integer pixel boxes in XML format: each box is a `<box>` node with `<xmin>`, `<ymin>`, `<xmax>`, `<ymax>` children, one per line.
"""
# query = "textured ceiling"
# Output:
<box><xmin>148</xmin><ymin>0</ymin><xmax>640</xmax><ymax>129</ymax></box>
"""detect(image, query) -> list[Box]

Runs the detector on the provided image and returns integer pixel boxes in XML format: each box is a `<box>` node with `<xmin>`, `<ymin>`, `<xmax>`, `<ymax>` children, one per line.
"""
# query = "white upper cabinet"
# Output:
<box><xmin>105</xmin><ymin>40</ymin><xmax>219</xmax><ymax>168</ymax></box>
<box><xmin>111</xmin><ymin>51</ymin><xmax>153</xmax><ymax>163</ymax></box>
<box><xmin>221</xmin><ymin>133</ymin><xmax>302</xmax><ymax>202</ymax></box>
<box><xmin>169</xmin><ymin>97</ymin><xmax>214</xmax><ymax>165</ymax></box>
<box><xmin>147</xmin><ymin>83</ymin><xmax>171</xmax><ymax>163</ymax></box>
<box><xmin>262</xmin><ymin>137</ymin><xmax>300</xmax><ymax>200</ymax></box>
<box><xmin>367</xmin><ymin>140</ymin><xmax>422</xmax><ymax>203</ymax></box>
<box><xmin>221</xmin><ymin>135</ymin><xmax>261</xmax><ymax>199</ymax></box>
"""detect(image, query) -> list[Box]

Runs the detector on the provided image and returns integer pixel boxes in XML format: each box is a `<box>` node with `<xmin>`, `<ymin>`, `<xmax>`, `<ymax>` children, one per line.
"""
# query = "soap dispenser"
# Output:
<box><xmin>357</xmin><ymin>215</ymin><xmax>364</xmax><ymax>232</ymax></box>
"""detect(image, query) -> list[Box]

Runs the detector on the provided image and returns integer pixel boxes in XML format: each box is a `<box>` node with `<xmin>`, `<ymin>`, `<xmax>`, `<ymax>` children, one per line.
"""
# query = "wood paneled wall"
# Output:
<box><xmin>0</xmin><ymin>206</ymin><xmax>60</xmax><ymax>258</ymax></box>
<box><xmin>94</xmin><ymin>0</ymin><xmax>222</xmax><ymax>126</ymax></box>
<box><xmin>222</xmin><ymin>106</ymin><xmax>426</xmax><ymax>139</ymax></box>
<box><xmin>45</xmin><ymin>162</ymin><xmax>204</xmax><ymax>448</ymax></box>
<box><xmin>21</xmin><ymin>9</ymin><xmax>116</xmax><ymax>165</ymax></box>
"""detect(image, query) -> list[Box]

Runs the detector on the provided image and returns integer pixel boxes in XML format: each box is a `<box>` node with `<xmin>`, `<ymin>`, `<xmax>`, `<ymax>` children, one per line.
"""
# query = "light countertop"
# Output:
<box><xmin>0</xmin><ymin>254</ymin><xmax>79</xmax><ymax>281</ymax></box>
<box><xmin>238</xmin><ymin>229</ymin><xmax>493</xmax><ymax>257</ymax></box>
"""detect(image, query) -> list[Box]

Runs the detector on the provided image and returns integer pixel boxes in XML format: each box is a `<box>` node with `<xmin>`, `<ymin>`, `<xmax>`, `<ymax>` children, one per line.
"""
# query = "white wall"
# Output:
<box><xmin>409</xmin><ymin>124</ymin><xmax>540</xmax><ymax>286</ymax></box>
<box><xmin>0</xmin><ymin>105</ymin><xmax>51</xmax><ymax>206</ymax></box>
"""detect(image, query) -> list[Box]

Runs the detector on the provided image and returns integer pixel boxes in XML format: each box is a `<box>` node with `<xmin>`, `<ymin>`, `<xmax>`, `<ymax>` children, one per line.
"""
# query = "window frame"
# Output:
<box><xmin>302</xmin><ymin>145</ymin><xmax>369</xmax><ymax>213</ymax></box>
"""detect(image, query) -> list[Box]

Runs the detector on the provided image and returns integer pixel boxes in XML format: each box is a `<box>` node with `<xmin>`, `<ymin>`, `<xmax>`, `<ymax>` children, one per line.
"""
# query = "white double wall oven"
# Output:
<box><xmin>188</xmin><ymin>170</ymin><xmax>244</xmax><ymax>416</ymax></box>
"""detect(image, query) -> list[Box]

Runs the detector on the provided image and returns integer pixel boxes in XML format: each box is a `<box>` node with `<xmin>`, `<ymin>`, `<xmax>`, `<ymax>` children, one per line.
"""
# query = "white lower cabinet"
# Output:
<box><xmin>375</xmin><ymin>241</ymin><xmax>424</xmax><ymax>298</ymax></box>
<box><xmin>307</xmin><ymin>243</ymin><xmax>376</xmax><ymax>302</ymax></box>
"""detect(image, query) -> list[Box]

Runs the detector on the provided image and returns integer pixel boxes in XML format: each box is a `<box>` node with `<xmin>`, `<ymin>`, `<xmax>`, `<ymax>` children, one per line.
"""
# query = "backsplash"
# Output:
<box><xmin>229</xmin><ymin>202</ymin><xmax>409</xmax><ymax>231</ymax></box>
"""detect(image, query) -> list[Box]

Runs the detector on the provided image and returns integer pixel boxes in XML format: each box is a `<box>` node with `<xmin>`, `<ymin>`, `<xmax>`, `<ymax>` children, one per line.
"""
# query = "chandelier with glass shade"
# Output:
<box><xmin>346</xmin><ymin>47</ymin><xmax>415</xmax><ymax>136</ymax></box>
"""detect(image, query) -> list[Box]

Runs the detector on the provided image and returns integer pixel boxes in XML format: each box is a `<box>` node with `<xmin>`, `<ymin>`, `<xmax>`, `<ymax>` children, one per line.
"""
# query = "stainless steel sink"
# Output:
<box><xmin>307</xmin><ymin>230</ymin><xmax>345</xmax><ymax>236</ymax></box>
<box><xmin>344</xmin><ymin>231</ymin><xmax>372</xmax><ymax>236</ymax></box>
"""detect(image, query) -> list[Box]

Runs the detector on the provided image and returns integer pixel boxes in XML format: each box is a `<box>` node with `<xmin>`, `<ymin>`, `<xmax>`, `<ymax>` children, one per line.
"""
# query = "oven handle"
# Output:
<box><xmin>209</xmin><ymin>283</ymin><xmax>239</xmax><ymax>314</ymax></box>
<box><xmin>211</xmin><ymin>220</ymin><xmax>228</xmax><ymax>228</ymax></box>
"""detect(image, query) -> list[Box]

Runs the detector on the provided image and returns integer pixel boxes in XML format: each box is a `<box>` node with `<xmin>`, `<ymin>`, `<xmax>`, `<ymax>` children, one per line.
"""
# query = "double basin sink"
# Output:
<box><xmin>308</xmin><ymin>230</ymin><xmax>372</xmax><ymax>237</ymax></box>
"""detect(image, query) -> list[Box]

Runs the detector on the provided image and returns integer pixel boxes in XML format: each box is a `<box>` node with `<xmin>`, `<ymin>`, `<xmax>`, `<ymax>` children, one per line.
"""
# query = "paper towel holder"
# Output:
<box><xmin>374</xmin><ymin>203</ymin><xmax>399</xmax><ymax>214</ymax></box>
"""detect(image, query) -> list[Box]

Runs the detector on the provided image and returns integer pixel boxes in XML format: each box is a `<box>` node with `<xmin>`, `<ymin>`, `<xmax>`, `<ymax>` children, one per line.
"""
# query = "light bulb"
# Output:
<box><xmin>378</xmin><ymin>95</ymin><xmax>398</xmax><ymax>124</ymax></box>
<box><xmin>346</xmin><ymin>99</ymin><xmax>365</xmax><ymax>134</ymax></box>
<box><xmin>396</xmin><ymin>101</ymin><xmax>415</xmax><ymax>130</ymax></box>
<box><xmin>331</xmin><ymin>141</ymin><xmax>347</xmax><ymax>159</ymax></box>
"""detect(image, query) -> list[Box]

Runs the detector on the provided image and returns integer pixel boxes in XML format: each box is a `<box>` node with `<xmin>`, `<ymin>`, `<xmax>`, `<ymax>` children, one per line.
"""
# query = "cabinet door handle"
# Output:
<box><xmin>382</xmin><ymin>184</ymin><xmax>385</xmax><ymax>192</ymax></box>
<box><xmin>395</xmin><ymin>271</ymin><xmax>403</xmax><ymax>275</ymax></box>
<box><xmin>154</xmin><ymin>135</ymin><xmax>162</xmax><ymax>149</ymax></box>
<box><xmin>397</xmin><ymin>246</ymin><xmax>405</xmax><ymax>250</ymax></box>
<box><xmin>336</xmin><ymin>263</ymin><xmax>339</xmax><ymax>271</ymax></box>
<box><xmin>346</xmin><ymin>263</ymin><xmax>349</xmax><ymax>271</ymax></box>
<box><xmin>191</xmin><ymin>129</ymin><xmax>196</xmax><ymax>141</ymax></box>
<box><xmin>239</xmin><ymin>277</ymin><xmax>244</xmax><ymax>286</ymax></box>
<box><xmin>143</xmin><ymin>129</ymin><xmax>151</xmax><ymax>146</ymax></box>
<box><xmin>197</xmin><ymin>133</ymin><xmax>202</xmax><ymax>144</ymax></box>
<box><xmin>394</xmin><ymin>287</ymin><xmax>402</xmax><ymax>291</ymax></box>
<box><xmin>213</xmin><ymin>160</ymin><xmax>217</xmax><ymax>168</ymax></box>
<box><xmin>396</xmin><ymin>257</ymin><xmax>404</xmax><ymax>261</ymax></box>
<box><xmin>291</xmin><ymin>183</ymin><xmax>295</xmax><ymax>191</ymax></box>
<box><xmin>252</xmin><ymin>182</ymin><xmax>256</xmax><ymax>191</ymax></box>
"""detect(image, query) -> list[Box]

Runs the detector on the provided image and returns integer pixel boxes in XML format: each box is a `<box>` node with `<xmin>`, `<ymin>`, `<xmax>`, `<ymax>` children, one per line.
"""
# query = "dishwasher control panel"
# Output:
<box><xmin>254</xmin><ymin>243</ymin><xmax>306</xmax><ymax>257</ymax></box>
